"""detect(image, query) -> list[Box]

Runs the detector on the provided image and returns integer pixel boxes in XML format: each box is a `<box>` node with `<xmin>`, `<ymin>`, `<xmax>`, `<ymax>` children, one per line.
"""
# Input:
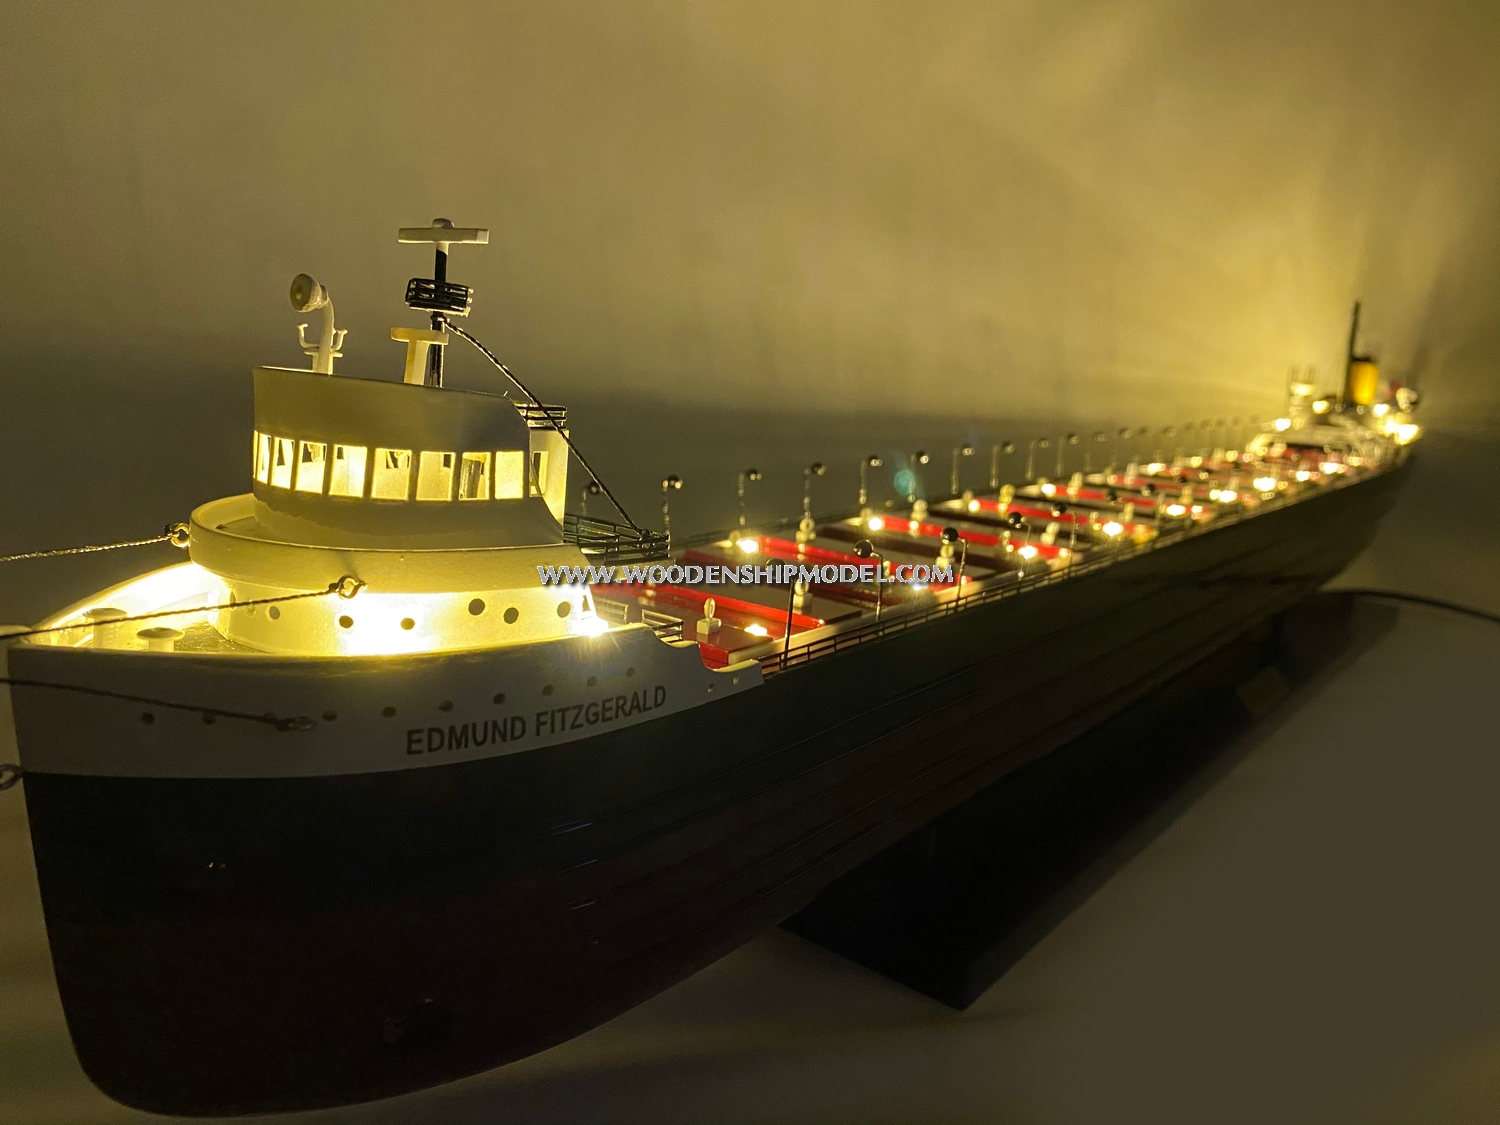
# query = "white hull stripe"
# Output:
<box><xmin>8</xmin><ymin>626</ymin><xmax>759</xmax><ymax>780</ymax></box>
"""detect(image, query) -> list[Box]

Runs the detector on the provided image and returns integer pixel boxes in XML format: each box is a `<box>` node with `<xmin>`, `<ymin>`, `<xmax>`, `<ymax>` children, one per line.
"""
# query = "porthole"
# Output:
<box><xmin>323</xmin><ymin>710</ymin><xmax>338</xmax><ymax>722</ymax></box>
<box><xmin>626</xmin><ymin>667</ymin><xmax>636</xmax><ymax>678</ymax></box>
<box><xmin>503</xmin><ymin>607</ymin><xmax>519</xmax><ymax>624</ymax></box>
<box><xmin>202</xmin><ymin>713</ymin><xmax>217</xmax><ymax>725</ymax></box>
<box><xmin>542</xmin><ymin>685</ymin><xmax>553</xmax><ymax>696</ymax></box>
<box><xmin>438</xmin><ymin>701</ymin><xmax>453</xmax><ymax>712</ymax></box>
<box><xmin>140</xmin><ymin>712</ymin><xmax>155</xmax><ymax>725</ymax></box>
<box><xmin>556</xmin><ymin>601</ymin><xmax>572</xmax><ymax>618</ymax></box>
<box><xmin>400</xmin><ymin>617</ymin><xmax>415</xmax><ymax>631</ymax></box>
<box><xmin>492</xmin><ymin>692</ymin><xmax>506</xmax><ymax>704</ymax></box>
<box><xmin>339</xmin><ymin>615</ymin><xmax>354</xmax><ymax>629</ymax></box>
<box><xmin>468</xmin><ymin>598</ymin><xmax>485</xmax><ymax>616</ymax></box>
<box><xmin>586</xmin><ymin>676</ymin><xmax>597</xmax><ymax>688</ymax></box>
<box><xmin>381</xmin><ymin>706</ymin><xmax>396</xmax><ymax>718</ymax></box>
<box><xmin>268</xmin><ymin>605</ymin><xmax>281</xmax><ymax>620</ymax></box>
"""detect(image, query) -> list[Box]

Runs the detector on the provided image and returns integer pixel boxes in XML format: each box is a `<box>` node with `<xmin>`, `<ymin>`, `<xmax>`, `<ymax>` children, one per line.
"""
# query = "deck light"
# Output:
<box><xmin>289</xmin><ymin>273</ymin><xmax>346</xmax><ymax>375</ymax></box>
<box><xmin>857</xmin><ymin>454</ymin><xmax>883</xmax><ymax>516</ymax></box>
<box><xmin>853</xmin><ymin>538</ymin><xmax>883</xmax><ymax>621</ymax></box>
<box><xmin>905</xmin><ymin>451</ymin><xmax>929</xmax><ymax>503</ymax></box>
<box><xmin>989</xmin><ymin>441</ymin><xmax>1015</xmax><ymax>491</ymax></box>
<box><xmin>736</xmin><ymin>468</ymin><xmax>762</xmax><ymax>534</ymax></box>
<box><xmin>574</xmin><ymin>614</ymin><xmax>610</xmax><ymax>637</ymax></box>
<box><xmin>797</xmin><ymin>462</ymin><xmax>826</xmax><ymax>544</ymax></box>
<box><xmin>950</xmin><ymin>444</ymin><xmax>974</xmax><ymax>495</ymax></box>
<box><xmin>1054</xmin><ymin>433</ymin><xmax>1079</xmax><ymax>477</ymax></box>
<box><xmin>661</xmin><ymin>474</ymin><xmax>682</xmax><ymax>544</ymax></box>
<box><xmin>1025</xmin><ymin>437</ymin><xmax>1047</xmax><ymax>481</ymax></box>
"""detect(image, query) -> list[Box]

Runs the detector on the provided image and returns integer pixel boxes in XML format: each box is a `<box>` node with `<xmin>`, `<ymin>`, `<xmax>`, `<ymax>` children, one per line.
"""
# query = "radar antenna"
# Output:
<box><xmin>397</xmin><ymin>219</ymin><xmax>489</xmax><ymax>387</ymax></box>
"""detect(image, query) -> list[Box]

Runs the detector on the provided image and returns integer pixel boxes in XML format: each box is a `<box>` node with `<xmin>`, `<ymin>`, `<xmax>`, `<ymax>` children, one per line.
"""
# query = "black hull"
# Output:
<box><xmin>21</xmin><ymin>465</ymin><xmax>1408</xmax><ymax>1114</ymax></box>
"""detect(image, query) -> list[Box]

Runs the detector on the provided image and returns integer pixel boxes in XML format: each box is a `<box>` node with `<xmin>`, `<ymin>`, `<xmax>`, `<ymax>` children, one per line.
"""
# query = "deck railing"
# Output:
<box><xmin>754</xmin><ymin>456</ymin><xmax>1401</xmax><ymax>677</ymax></box>
<box><xmin>563</xmin><ymin>513</ymin><xmax>671</xmax><ymax>564</ymax></box>
<box><xmin>517</xmin><ymin>403</ymin><xmax>569</xmax><ymax>428</ymax></box>
<box><xmin>641</xmin><ymin>609</ymin><xmax>684</xmax><ymax>642</ymax></box>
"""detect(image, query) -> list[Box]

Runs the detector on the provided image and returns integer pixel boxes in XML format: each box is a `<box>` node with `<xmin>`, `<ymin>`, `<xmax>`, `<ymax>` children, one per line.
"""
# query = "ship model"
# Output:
<box><xmin>1</xmin><ymin>222</ymin><xmax>1418</xmax><ymax>1114</ymax></box>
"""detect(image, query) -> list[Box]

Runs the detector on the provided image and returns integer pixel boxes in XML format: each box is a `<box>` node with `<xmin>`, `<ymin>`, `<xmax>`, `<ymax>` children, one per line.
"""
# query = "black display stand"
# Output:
<box><xmin>782</xmin><ymin>592</ymin><xmax>1392</xmax><ymax>1009</ymax></box>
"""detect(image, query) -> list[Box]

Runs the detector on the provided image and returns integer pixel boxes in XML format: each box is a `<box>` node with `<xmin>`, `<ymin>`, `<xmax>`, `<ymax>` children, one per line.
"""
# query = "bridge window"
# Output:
<box><xmin>458</xmin><ymin>451</ymin><xmax>491</xmax><ymax>500</ymax></box>
<box><xmin>295</xmin><ymin>441</ymin><xmax>328</xmax><ymax>493</ymax></box>
<box><xmin>271</xmin><ymin>437</ymin><xmax>295</xmax><ymax>489</ymax></box>
<box><xmin>371</xmin><ymin>448</ymin><xmax>412</xmax><ymax>500</ymax></box>
<box><xmin>328</xmin><ymin>445</ymin><xmax>368</xmax><ymax>497</ymax></box>
<box><xmin>416</xmin><ymin>451</ymin><xmax>455</xmax><ymax>501</ymax></box>
<box><xmin>495</xmin><ymin>450</ymin><xmax>525</xmax><ymax>499</ymax></box>
<box><xmin>530</xmin><ymin>450</ymin><xmax>550</xmax><ymax>496</ymax></box>
<box><xmin>254</xmin><ymin>432</ymin><xmax>271</xmax><ymax>484</ymax></box>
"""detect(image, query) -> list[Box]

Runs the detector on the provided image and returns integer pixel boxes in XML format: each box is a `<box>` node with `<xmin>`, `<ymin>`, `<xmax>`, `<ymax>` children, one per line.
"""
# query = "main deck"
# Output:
<box><xmin>592</xmin><ymin>442</ymin><xmax>1411</xmax><ymax>675</ymax></box>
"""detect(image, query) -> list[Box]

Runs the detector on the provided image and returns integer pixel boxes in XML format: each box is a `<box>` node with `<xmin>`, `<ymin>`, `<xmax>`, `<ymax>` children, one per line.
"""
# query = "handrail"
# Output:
<box><xmin>516</xmin><ymin>402</ymin><xmax>568</xmax><ymax>427</ymax></box>
<box><xmin>641</xmin><ymin>609</ymin><xmax>684</xmax><ymax>642</ymax></box>
<box><xmin>563</xmin><ymin>513</ymin><xmax>671</xmax><ymax>563</ymax></box>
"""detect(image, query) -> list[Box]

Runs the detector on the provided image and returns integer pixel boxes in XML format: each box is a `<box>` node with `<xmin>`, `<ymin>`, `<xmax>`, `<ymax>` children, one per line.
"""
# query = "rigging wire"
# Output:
<box><xmin>0</xmin><ymin>677</ymin><xmax>314</xmax><ymax>731</ymax></box>
<box><xmin>445</xmin><ymin>322</ymin><xmax>645</xmax><ymax>536</ymax></box>
<box><xmin>4</xmin><ymin>576</ymin><xmax>364</xmax><ymax>641</ymax></box>
<box><xmin>0</xmin><ymin>677</ymin><xmax>315</xmax><ymax>792</ymax></box>
<box><xmin>0</xmin><ymin>523</ymin><xmax>189</xmax><ymax>565</ymax></box>
<box><xmin>0</xmin><ymin>580</ymin><xmax>364</xmax><ymax>787</ymax></box>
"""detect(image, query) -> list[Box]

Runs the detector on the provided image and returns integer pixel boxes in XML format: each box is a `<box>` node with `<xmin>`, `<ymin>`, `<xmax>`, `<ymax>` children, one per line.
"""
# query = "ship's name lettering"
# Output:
<box><xmin>405</xmin><ymin>715</ymin><xmax>526</xmax><ymax>756</ymax></box>
<box><xmin>535</xmin><ymin>684</ymin><xmax>667</xmax><ymax>738</ymax></box>
<box><xmin>404</xmin><ymin>684</ymin><xmax>667</xmax><ymax>755</ymax></box>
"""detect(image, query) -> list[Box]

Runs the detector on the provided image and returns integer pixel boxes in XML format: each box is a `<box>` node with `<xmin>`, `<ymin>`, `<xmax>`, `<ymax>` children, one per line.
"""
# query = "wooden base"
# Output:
<box><xmin>783</xmin><ymin>591</ymin><xmax>1395</xmax><ymax>1008</ymax></box>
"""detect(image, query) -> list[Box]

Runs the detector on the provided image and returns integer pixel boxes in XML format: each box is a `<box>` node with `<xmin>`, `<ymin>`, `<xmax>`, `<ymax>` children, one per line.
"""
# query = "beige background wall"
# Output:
<box><xmin>4</xmin><ymin>0</ymin><xmax>1498</xmax><ymax>620</ymax></box>
<box><xmin>2</xmin><ymin>1</ymin><xmax>1497</xmax><ymax>429</ymax></box>
<box><xmin>3</xmin><ymin>7</ymin><xmax>1500</xmax><ymax>1124</ymax></box>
